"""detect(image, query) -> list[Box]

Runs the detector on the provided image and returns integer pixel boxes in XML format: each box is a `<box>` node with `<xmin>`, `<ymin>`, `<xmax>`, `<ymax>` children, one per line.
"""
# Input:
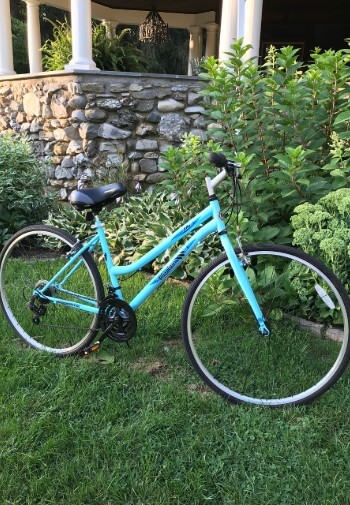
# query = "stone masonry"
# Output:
<box><xmin>0</xmin><ymin>71</ymin><xmax>207</xmax><ymax>199</ymax></box>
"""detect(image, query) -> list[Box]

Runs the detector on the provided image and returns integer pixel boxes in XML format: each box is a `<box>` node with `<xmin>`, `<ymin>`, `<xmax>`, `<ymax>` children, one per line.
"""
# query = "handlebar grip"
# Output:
<box><xmin>208</xmin><ymin>152</ymin><xmax>227</xmax><ymax>168</ymax></box>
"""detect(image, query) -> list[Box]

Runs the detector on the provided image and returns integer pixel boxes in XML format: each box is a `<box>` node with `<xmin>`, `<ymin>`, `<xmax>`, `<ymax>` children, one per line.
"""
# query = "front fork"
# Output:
<box><xmin>220</xmin><ymin>232</ymin><xmax>270</xmax><ymax>336</ymax></box>
<box><xmin>207</xmin><ymin>189</ymin><xmax>270</xmax><ymax>336</ymax></box>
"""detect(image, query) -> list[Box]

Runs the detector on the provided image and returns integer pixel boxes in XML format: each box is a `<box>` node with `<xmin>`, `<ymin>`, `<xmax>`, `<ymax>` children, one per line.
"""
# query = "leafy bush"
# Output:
<box><xmin>44</xmin><ymin>204</ymin><xmax>96</xmax><ymax>241</ymax></box>
<box><xmin>160</xmin><ymin>134</ymin><xmax>259</xmax><ymax>241</ymax></box>
<box><xmin>42</xmin><ymin>20</ymin><xmax>147</xmax><ymax>72</ymax></box>
<box><xmin>11</xmin><ymin>17</ymin><xmax>29</xmax><ymax>74</ymax></box>
<box><xmin>160</xmin><ymin>134</ymin><xmax>220</xmax><ymax>213</ymax></box>
<box><xmin>104</xmin><ymin>189</ymin><xmax>222</xmax><ymax>278</ymax></box>
<box><xmin>291</xmin><ymin>189</ymin><xmax>350</xmax><ymax>289</ymax></box>
<box><xmin>0</xmin><ymin>134</ymin><xmax>52</xmax><ymax>246</ymax></box>
<box><xmin>46</xmin><ymin>41</ymin><xmax>350</xmax><ymax>281</ymax></box>
<box><xmin>41</xmin><ymin>19</ymin><xmax>71</xmax><ymax>71</ymax></box>
<box><xmin>45</xmin><ymin>187</ymin><xmax>222</xmax><ymax>279</ymax></box>
<box><xmin>196</xmin><ymin>40</ymin><xmax>350</xmax><ymax>245</ymax></box>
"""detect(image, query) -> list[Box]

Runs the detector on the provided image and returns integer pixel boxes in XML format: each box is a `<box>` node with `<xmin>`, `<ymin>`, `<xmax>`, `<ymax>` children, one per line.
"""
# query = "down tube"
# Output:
<box><xmin>129</xmin><ymin>219</ymin><xmax>217</xmax><ymax>311</ymax></box>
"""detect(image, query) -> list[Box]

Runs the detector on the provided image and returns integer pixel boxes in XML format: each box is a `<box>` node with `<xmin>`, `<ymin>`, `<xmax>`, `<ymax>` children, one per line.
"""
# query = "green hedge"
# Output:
<box><xmin>292</xmin><ymin>189</ymin><xmax>350</xmax><ymax>290</ymax></box>
<box><xmin>0</xmin><ymin>134</ymin><xmax>52</xmax><ymax>247</ymax></box>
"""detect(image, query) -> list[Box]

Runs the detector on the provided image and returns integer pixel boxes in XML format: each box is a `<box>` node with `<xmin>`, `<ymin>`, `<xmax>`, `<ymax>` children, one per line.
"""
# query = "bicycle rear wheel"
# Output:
<box><xmin>0</xmin><ymin>225</ymin><xmax>104</xmax><ymax>355</ymax></box>
<box><xmin>181</xmin><ymin>244</ymin><xmax>350</xmax><ymax>406</ymax></box>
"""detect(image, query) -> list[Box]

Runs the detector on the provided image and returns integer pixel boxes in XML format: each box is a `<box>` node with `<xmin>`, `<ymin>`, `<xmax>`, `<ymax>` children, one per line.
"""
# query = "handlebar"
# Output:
<box><xmin>208</xmin><ymin>152</ymin><xmax>228</xmax><ymax>168</ymax></box>
<box><xmin>208</xmin><ymin>152</ymin><xmax>241</xmax><ymax>180</ymax></box>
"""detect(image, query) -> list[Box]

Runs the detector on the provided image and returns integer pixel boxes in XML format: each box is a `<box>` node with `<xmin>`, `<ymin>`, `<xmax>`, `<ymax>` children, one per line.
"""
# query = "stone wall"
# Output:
<box><xmin>0</xmin><ymin>71</ymin><xmax>207</xmax><ymax>198</ymax></box>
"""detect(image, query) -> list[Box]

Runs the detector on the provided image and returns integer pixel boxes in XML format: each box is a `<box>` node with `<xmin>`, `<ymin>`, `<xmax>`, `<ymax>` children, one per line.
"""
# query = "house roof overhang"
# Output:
<box><xmin>92</xmin><ymin>1</ymin><xmax>221</xmax><ymax>15</ymax></box>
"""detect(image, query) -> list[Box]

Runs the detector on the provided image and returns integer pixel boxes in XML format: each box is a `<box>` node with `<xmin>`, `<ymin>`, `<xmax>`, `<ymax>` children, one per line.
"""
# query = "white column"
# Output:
<box><xmin>65</xmin><ymin>0</ymin><xmax>98</xmax><ymax>71</ymax></box>
<box><xmin>237</xmin><ymin>0</ymin><xmax>246</xmax><ymax>39</ymax></box>
<box><xmin>204</xmin><ymin>23</ymin><xmax>218</xmax><ymax>57</ymax></box>
<box><xmin>0</xmin><ymin>0</ymin><xmax>16</xmax><ymax>75</ymax></box>
<box><xmin>187</xmin><ymin>25</ymin><xmax>202</xmax><ymax>75</ymax></box>
<box><xmin>218</xmin><ymin>0</ymin><xmax>238</xmax><ymax>61</ymax></box>
<box><xmin>25</xmin><ymin>0</ymin><xmax>43</xmax><ymax>73</ymax></box>
<box><xmin>102</xmin><ymin>20</ymin><xmax>119</xmax><ymax>39</ymax></box>
<box><xmin>244</xmin><ymin>0</ymin><xmax>263</xmax><ymax>60</ymax></box>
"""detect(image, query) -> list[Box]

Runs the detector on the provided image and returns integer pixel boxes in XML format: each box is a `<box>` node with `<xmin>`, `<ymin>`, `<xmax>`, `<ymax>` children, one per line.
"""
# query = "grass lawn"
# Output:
<box><xmin>1</xmin><ymin>273</ymin><xmax>350</xmax><ymax>504</ymax></box>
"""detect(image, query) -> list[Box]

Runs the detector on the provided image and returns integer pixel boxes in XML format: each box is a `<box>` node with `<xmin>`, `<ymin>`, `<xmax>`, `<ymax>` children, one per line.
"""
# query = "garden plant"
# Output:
<box><xmin>0</xmin><ymin>133</ymin><xmax>52</xmax><ymax>247</ymax></box>
<box><xmin>42</xmin><ymin>19</ymin><xmax>147</xmax><ymax>72</ymax></box>
<box><xmin>46</xmin><ymin>40</ymin><xmax>350</xmax><ymax>280</ymax></box>
<box><xmin>58</xmin><ymin>39</ymin><xmax>350</xmax><ymax>279</ymax></box>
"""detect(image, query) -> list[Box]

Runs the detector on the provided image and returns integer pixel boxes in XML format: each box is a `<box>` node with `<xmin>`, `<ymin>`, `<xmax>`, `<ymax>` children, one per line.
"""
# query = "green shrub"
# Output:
<box><xmin>104</xmin><ymin>189</ymin><xmax>223</xmax><ymax>279</ymax></box>
<box><xmin>41</xmin><ymin>19</ymin><xmax>71</xmax><ymax>71</ymax></box>
<box><xmin>291</xmin><ymin>188</ymin><xmax>350</xmax><ymax>289</ymax></box>
<box><xmin>11</xmin><ymin>17</ymin><xmax>29</xmax><ymax>74</ymax></box>
<box><xmin>92</xmin><ymin>24</ymin><xmax>147</xmax><ymax>72</ymax></box>
<box><xmin>42</xmin><ymin>19</ymin><xmax>147</xmax><ymax>72</ymax></box>
<box><xmin>45</xmin><ymin>41</ymin><xmax>350</xmax><ymax>280</ymax></box>
<box><xmin>44</xmin><ymin>204</ymin><xmax>96</xmax><ymax>241</ymax></box>
<box><xmin>159</xmin><ymin>134</ymin><xmax>221</xmax><ymax>213</ymax></box>
<box><xmin>194</xmin><ymin>40</ymin><xmax>350</xmax><ymax>245</ymax></box>
<box><xmin>45</xmin><ymin>188</ymin><xmax>222</xmax><ymax>279</ymax></box>
<box><xmin>0</xmin><ymin>134</ymin><xmax>52</xmax><ymax>246</ymax></box>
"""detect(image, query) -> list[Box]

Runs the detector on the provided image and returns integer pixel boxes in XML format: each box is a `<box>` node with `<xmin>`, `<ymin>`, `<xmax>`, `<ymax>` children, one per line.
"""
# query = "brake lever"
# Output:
<box><xmin>226</xmin><ymin>161</ymin><xmax>242</xmax><ymax>179</ymax></box>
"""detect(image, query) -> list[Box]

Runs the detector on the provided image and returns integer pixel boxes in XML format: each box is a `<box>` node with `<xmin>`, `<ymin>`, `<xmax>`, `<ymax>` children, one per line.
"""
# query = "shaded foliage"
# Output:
<box><xmin>0</xmin><ymin>134</ymin><xmax>52</xmax><ymax>247</ymax></box>
<box><xmin>41</xmin><ymin>19</ymin><xmax>147</xmax><ymax>72</ymax></box>
<box><xmin>11</xmin><ymin>17</ymin><xmax>29</xmax><ymax>74</ymax></box>
<box><xmin>119</xmin><ymin>25</ymin><xmax>189</xmax><ymax>75</ymax></box>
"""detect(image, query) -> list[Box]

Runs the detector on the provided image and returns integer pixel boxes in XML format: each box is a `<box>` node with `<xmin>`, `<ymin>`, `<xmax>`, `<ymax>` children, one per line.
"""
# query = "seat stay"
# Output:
<box><xmin>36</xmin><ymin>234</ymin><xmax>100</xmax><ymax>295</ymax></box>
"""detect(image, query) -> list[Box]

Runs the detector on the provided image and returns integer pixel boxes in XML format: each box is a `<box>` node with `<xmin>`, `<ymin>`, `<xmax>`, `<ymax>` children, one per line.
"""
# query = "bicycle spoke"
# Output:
<box><xmin>0</xmin><ymin>226</ymin><xmax>104</xmax><ymax>355</ymax></box>
<box><xmin>182</xmin><ymin>246</ymin><xmax>350</xmax><ymax>406</ymax></box>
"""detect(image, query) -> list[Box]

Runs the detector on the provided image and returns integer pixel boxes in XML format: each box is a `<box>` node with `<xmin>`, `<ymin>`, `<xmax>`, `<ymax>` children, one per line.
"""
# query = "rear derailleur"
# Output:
<box><xmin>27</xmin><ymin>280</ymin><xmax>52</xmax><ymax>324</ymax></box>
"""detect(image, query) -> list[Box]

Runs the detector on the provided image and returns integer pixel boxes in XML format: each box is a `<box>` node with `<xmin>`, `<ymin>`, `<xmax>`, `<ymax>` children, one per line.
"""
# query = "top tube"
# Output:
<box><xmin>111</xmin><ymin>205</ymin><xmax>214</xmax><ymax>276</ymax></box>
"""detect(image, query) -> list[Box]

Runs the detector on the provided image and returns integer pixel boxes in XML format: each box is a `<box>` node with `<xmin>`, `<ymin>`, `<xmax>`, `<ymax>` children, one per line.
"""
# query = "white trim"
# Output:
<box><xmin>42</xmin><ymin>0</ymin><xmax>216</xmax><ymax>28</ymax></box>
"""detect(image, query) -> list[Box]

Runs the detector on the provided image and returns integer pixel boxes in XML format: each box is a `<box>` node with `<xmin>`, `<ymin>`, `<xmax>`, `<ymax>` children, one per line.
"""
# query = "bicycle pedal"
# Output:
<box><xmin>80</xmin><ymin>341</ymin><xmax>101</xmax><ymax>357</ymax></box>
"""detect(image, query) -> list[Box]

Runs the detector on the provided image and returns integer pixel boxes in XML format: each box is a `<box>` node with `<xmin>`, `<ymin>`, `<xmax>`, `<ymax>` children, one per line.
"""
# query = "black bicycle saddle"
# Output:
<box><xmin>69</xmin><ymin>183</ymin><xmax>127</xmax><ymax>211</ymax></box>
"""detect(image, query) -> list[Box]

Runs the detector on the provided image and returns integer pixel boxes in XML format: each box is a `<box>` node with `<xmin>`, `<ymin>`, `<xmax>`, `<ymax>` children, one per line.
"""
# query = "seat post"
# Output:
<box><xmin>93</xmin><ymin>212</ymin><xmax>104</xmax><ymax>229</ymax></box>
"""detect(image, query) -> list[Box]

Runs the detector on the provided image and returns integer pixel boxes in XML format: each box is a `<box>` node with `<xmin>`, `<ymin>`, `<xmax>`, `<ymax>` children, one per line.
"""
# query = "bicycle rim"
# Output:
<box><xmin>0</xmin><ymin>225</ymin><xmax>104</xmax><ymax>355</ymax></box>
<box><xmin>182</xmin><ymin>245</ymin><xmax>350</xmax><ymax>406</ymax></box>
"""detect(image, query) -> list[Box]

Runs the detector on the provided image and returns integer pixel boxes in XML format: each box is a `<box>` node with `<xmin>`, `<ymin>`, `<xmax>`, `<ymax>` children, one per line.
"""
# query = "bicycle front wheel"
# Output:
<box><xmin>0</xmin><ymin>225</ymin><xmax>104</xmax><ymax>355</ymax></box>
<box><xmin>181</xmin><ymin>244</ymin><xmax>350</xmax><ymax>406</ymax></box>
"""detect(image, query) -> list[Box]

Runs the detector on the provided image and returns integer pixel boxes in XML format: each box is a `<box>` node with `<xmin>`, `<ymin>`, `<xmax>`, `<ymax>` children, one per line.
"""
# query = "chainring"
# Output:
<box><xmin>99</xmin><ymin>296</ymin><xmax>137</xmax><ymax>343</ymax></box>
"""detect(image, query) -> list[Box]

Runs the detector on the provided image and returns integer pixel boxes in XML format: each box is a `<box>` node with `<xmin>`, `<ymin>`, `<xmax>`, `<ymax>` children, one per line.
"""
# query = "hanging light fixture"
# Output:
<box><xmin>139</xmin><ymin>6</ymin><xmax>169</xmax><ymax>44</ymax></box>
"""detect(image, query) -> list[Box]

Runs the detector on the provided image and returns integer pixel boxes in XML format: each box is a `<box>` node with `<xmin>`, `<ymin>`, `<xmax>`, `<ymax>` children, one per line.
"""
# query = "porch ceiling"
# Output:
<box><xmin>92</xmin><ymin>0</ymin><xmax>221</xmax><ymax>14</ymax></box>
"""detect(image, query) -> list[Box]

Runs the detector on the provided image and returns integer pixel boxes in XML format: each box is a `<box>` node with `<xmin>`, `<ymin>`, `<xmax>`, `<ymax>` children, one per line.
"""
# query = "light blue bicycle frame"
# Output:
<box><xmin>36</xmin><ymin>174</ymin><xmax>269</xmax><ymax>335</ymax></box>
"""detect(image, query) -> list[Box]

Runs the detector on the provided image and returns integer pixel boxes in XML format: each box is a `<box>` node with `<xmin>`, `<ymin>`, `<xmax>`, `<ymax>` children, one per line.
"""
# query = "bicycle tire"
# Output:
<box><xmin>181</xmin><ymin>244</ymin><xmax>350</xmax><ymax>406</ymax></box>
<box><xmin>0</xmin><ymin>225</ymin><xmax>104</xmax><ymax>355</ymax></box>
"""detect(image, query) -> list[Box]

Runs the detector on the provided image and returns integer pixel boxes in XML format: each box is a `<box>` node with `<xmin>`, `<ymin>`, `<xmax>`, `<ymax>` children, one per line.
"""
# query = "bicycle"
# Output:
<box><xmin>1</xmin><ymin>152</ymin><xmax>350</xmax><ymax>406</ymax></box>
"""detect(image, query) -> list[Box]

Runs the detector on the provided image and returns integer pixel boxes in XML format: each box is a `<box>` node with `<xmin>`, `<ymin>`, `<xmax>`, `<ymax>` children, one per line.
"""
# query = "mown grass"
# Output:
<box><xmin>1</xmin><ymin>273</ymin><xmax>350</xmax><ymax>504</ymax></box>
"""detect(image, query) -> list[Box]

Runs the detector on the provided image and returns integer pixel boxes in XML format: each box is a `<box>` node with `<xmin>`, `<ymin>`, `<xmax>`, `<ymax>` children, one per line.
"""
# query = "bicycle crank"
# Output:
<box><xmin>98</xmin><ymin>296</ymin><xmax>137</xmax><ymax>343</ymax></box>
